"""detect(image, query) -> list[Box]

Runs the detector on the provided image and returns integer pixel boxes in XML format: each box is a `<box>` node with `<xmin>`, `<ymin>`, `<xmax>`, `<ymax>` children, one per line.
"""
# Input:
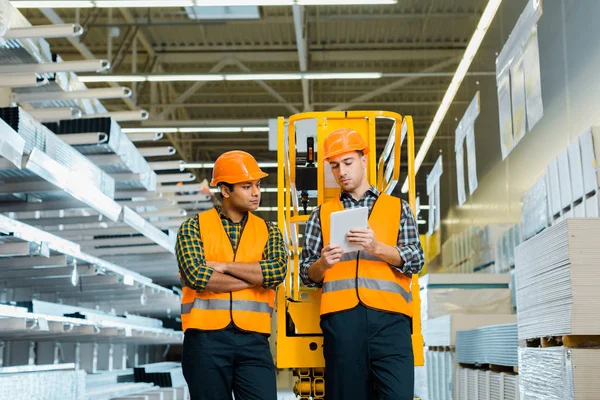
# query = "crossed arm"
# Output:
<box><xmin>176</xmin><ymin>217</ymin><xmax>287</xmax><ymax>293</ymax></box>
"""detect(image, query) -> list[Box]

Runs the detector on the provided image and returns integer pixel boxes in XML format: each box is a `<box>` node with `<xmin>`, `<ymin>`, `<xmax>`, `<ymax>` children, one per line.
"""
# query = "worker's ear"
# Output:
<box><xmin>220</xmin><ymin>184</ymin><xmax>231</xmax><ymax>199</ymax></box>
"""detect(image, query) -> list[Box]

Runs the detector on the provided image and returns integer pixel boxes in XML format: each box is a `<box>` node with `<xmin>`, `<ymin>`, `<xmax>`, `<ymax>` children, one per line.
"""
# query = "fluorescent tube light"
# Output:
<box><xmin>78</xmin><ymin>72</ymin><xmax>382</xmax><ymax>83</ymax></box>
<box><xmin>184</xmin><ymin>162</ymin><xmax>278</xmax><ymax>169</ymax></box>
<box><xmin>147</xmin><ymin>74</ymin><xmax>224</xmax><ymax>82</ymax></box>
<box><xmin>401</xmin><ymin>0</ymin><xmax>503</xmax><ymax>193</ymax></box>
<box><xmin>225</xmin><ymin>73</ymin><xmax>302</xmax><ymax>81</ymax></box>
<box><xmin>120</xmin><ymin>126</ymin><xmax>269</xmax><ymax>133</ymax></box>
<box><xmin>304</xmin><ymin>72</ymin><xmax>382</xmax><ymax>80</ymax></box>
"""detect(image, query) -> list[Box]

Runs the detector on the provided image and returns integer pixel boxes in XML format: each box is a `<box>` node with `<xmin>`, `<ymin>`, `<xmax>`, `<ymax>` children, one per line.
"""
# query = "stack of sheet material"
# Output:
<box><xmin>424</xmin><ymin>314</ymin><xmax>516</xmax><ymax>347</ymax></box>
<box><xmin>0</xmin><ymin>107</ymin><xmax>115</xmax><ymax>198</ymax></box>
<box><xmin>0</xmin><ymin>364</ymin><xmax>86</xmax><ymax>400</ymax></box>
<box><xmin>514</xmin><ymin>219</ymin><xmax>600</xmax><ymax>340</ymax></box>
<box><xmin>414</xmin><ymin>366</ymin><xmax>428</xmax><ymax>400</ymax></box>
<box><xmin>46</xmin><ymin>117</ymin><xmax>157</xmax><ymax>192</ymax></box>
<box><xmin>425</xmin><ymin>348</ymin><xmax>455</xmax><ymax>400</ymax></box>
<box><xmin>456</xmin><ymin>323</ymin><xmax>519</xmax><ymax>367</ymax></box>
<box><xmin>455</xmin><ymin>366</ymin><xmax>520</xmax><ymax>400</ymax></box>
<box><xmin>419</xmin><ymin>274</ymin><xmax>512</xmax><ymax>321</ymax></box>
<box><xmin>519</xmin><ymin>347</ymin><xmax>600</xmax><ymax>400</ymax></box>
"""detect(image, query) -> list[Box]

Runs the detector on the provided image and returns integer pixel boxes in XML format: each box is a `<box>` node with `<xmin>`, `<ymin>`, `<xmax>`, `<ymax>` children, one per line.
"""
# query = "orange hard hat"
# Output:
<box><xmin>322</xmin><ymin>127</ymin><xmax>370</xmax><ymax>161</ymax></box>
<box><xmin>210</xmin><ymin>150</ymin><xmax>268</xmax><ymax>187</ymax></box>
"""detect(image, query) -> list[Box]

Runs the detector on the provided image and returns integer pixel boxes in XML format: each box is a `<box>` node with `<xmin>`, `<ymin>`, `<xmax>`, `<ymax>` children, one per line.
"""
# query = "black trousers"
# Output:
<box><xmin>320</xmin><ymin>305</ymin><xmax>414</xmax><ymax>400</ymax></box>
<box><xmin>182</xmin><ymin>326</ymin><xmax>277</xmax><ymax>400</ymax></box>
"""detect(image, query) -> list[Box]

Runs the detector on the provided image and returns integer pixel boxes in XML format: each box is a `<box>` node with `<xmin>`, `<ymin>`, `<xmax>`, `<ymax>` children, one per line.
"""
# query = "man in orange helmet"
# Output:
<box><xmin>176</xmin><ymin>150</ymin><xmax>287</xmax><ymax>400</ymax></box>
<box><xmin>300</xmin><ymin>128</ymin><xmax>424</xmax><ymax>400</ymax></box>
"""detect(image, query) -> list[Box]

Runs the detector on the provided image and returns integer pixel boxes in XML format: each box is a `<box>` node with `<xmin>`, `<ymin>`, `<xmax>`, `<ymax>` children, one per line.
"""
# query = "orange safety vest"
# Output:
<box><xmin>319</xmin><ymin>194</ymin><xmax>413</xmax><ymax>317</ymax></box>
<box><xmin>180</xmin><ymin>208</ymin><xmax>275</xmax><ymax>334</ymax></box>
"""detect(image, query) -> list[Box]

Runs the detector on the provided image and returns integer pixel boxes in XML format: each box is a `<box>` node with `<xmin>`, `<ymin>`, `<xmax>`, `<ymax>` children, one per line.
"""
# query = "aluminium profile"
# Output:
<box><xmin>0</xmin><ymin>117</ymin><xmax>26</xmax><ymax>167</ymax></box>
<box><xmin>24</xmin><ymin>148</ymin><xmax>122</xmax><ymax>221</ymax></box>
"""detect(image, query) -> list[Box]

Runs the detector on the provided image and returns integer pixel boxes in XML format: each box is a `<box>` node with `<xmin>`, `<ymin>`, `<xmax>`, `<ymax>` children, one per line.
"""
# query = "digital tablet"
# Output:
<box><xmin>329</xmin><ymin>206</ymin><xmax>369</xmax><ymax>253</ymax></box>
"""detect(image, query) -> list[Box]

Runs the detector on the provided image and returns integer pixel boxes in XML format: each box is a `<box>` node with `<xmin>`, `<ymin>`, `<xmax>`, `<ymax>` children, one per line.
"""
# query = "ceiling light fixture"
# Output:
<box><xmin>78</xmin><ymin>72</ymin><xmax>382</xmax><ymax>83</ymax></box>
<box><xmin>12</xmin><ymin>0</ymin><xmax>397</xmax><ymax>8</ymax></box>
<box><xmin>400</xmin><ymin>0</ymin><xmax>503</xmax><ymax>193</ymax></box>
<box><xmin>120</xmin><ymin>126</ymin><xmax>269</xmax><ymax>134</ymax></box>
<box><xmin>184</xmin><ymin>162</ymin><xmax>278</xmax><ymax>169</ymax></box>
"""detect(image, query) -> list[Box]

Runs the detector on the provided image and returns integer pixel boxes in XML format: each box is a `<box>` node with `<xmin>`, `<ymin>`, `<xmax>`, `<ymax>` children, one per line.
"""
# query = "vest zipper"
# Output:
<box><xmin>355</xmin><ymin>250</ymin><xmax>361</xmax><ymax>304</ymax></box>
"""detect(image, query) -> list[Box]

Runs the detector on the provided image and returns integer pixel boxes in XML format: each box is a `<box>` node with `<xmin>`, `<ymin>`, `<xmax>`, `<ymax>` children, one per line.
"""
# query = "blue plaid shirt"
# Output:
<box><xmin>300</xmin><ymin>186</ymin><xmax>424</xmax><ymax>288</ymax></box>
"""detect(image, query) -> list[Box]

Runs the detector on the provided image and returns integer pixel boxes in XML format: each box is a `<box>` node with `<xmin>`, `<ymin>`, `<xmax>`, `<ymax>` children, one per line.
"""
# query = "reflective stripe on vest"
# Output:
<box><xmin>181</xmin><ymin>299</ymin><xmax>274</xmax><ymax>315</ymax></box>
<box><xmin>322</xmin><ymin>277</ymin><xmax>413</xmax><ymax>304</ymax></box>
<box><xmin>180</xmin><ymin>208</ymin><xmax>274</xmax><ymax>334</ymax></box>
<box><xmin>319</xmin><ymin>193</ymin><xmax>413</xmax><ymax>317</ymax></box>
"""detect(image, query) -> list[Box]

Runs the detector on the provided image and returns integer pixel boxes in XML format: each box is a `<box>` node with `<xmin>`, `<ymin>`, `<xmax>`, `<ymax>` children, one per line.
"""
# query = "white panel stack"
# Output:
<box><xmin>455</xmin><ymin>366</ymin><xmax>520</xmax><ymax>400</ymax></box>
<box><xmin>455</xmin><ymin>323</ymin><xmax>519</xmax><ymax>367</ymax></box>
<box><xmin>424</xmin><ymin>314</ymin><xmax>516</xmax><ymax>347</ymax></box>
<box><xmin>420</xmin><ymin>274</ymin><xmax>512</xmax><ymax>321</ymax></box>
<box><xmin>518</xmin><ymin>347</ymin><xmax>600</xmax><ymax>400</ymax></box>
<box><xmin>514</xmin><ymin>219</ymin><xmax>600</xmax><ymax>340</ymax></box>
<box><xmin>472</xmin><ymin>224</ymin><xmax>509</xmax><ymax>271</ymax></box>
<box><xmin>425</xmin><ymin>348</ymin><xmax>454</xmax><ymax>400</ymax></box>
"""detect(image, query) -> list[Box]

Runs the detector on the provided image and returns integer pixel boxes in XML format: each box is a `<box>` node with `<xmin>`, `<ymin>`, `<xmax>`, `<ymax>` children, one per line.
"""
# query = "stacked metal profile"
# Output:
<box><xmin>134</xmin><ymin>362</ymin><xmax>186</xmax><ymax>388</ymax></box>
<box><xmin>0</xmin><ymin>0</ymin><xmax>53</xmax><ymax>69</ymax></box>
<box><xmin>0</xmin><ymin>364</ymin><xmax>86</xmax><ymax>400</ymax></box>
<box><xmin>455</xmin><ymin>323</ymin><xmax>518</xmax><ymax>367</ymax></box>
<box><xmin>455</xmin><ymin>366</ymin><xmax>520</xmax><ymax>400</ymax></box>
<box><xmin>45</xmin><ymin>117</ymin><xmax>157</xmax><ymax>192</ymax></box>
<box><xmin>0</xmin><ymin>106</ymin><xmax>115</xmax><ymax>198</ymax></box>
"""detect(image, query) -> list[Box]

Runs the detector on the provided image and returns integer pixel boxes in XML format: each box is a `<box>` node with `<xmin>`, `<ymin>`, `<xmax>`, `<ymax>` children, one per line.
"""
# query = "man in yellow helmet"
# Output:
<box><xmin>176</xmin><ymin>150</ymin><xmax>287</xmax><ymax>400</ymax></box>
<box><xmin>300</xmin><ymin>128</ymin><xmax>424</xmax><ymax>400</ymax></box>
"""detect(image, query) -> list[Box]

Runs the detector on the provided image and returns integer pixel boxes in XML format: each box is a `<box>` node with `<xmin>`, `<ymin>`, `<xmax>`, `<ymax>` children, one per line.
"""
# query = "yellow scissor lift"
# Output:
<box><xmin>274</xmin><ymin>111</ymin><xmax>424</xmax><ymax>400</ymax></box>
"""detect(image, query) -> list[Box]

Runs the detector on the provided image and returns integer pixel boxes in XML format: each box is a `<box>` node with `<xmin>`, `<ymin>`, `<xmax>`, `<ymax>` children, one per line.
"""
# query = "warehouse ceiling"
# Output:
<box><xmin>20</xmin><ymin>0</ymin><xmax>494</xmax><ymax>208</ymax></box>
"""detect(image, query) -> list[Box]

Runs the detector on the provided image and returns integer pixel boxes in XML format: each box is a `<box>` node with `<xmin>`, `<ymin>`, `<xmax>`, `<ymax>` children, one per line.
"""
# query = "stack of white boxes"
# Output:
<box><xmin>515</xmin><ymin>219</ymin><xmax>600</xmax><ymax>399</ymax></box>
<box><xmin>417</xmin><ymin>274</ymin><xmax>515</xmax><ymax>400</ymax></box>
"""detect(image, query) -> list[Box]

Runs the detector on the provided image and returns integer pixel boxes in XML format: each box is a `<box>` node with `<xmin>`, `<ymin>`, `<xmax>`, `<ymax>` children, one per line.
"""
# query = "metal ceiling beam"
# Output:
<box><xmin>231</xmin><ymin>59</ymin><xmax>299</xmax><ymax>114</ymax></box>
<box><xmin>73</xmin><ymin>11</ymin><xmax>480</xmax><ymax>29</ymax></box>
<box><xmin>117</xmin><ymin>8</ymin><xmax>192</xmax><ymax>162</ymax></box>
<box><xmin>150</xmin><ymin>49</ymin><xmax>463</xmax><ymax>64</ymax></box>
<box><xmin>156</xmin><ymin>58</ymin><xmax>232</xmax><ymax>120</ymax></box>
<box><xmin>151</xmin><ymin>41</ymin><xmax>469</xmax><ymax>53</ymax></box>
<box><xmin>292</xmin><ymin>4</ymin><xmax>310</xmax><ymax>111</ymax></box>
<box><xmin>141</xmin><ymin>101</ymin><xmax>468</xmax><ymax>109</ymax></box>
<box><xmin>58</xmin><ymin>49</ymin><xmax>464</xmax><ymax>64</ymax></box>
<box><xmin>328</xmin><ymin>56</ymin><xmax>460</xmax><ymax>111</ymax></box>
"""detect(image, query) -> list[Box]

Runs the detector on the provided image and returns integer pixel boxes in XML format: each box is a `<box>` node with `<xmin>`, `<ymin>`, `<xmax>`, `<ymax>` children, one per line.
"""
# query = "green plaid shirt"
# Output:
<box><xmin>176</xmin><ymin>207</ymin><xmax>287</xmax><ymax>291</ymax></box>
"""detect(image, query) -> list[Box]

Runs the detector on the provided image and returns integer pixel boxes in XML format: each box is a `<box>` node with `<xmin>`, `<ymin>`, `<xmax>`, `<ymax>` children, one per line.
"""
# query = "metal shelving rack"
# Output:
<box><xmin>0</xmin><ymin>1</ymin><xmax>204</xmax><ymax>398</ymax></box>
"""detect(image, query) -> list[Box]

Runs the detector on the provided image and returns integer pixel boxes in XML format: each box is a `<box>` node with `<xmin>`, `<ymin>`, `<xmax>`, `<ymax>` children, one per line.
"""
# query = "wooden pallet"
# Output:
<box><xmin>525</xmin><ymin>335</ymin><xmax>600</xmax><ymax>349</ymax></box>
<box><xmin>427</xmin><ymin>346</ymin><xmax>454</xmax><ymax>352</ymax></box>
<box><xmin>458</xmin><ymin>363</ymin><xmax>518</xmax><ymax>375</ymax></box>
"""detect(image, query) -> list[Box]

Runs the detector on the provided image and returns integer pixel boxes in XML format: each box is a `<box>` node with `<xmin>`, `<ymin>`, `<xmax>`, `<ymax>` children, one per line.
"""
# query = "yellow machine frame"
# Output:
<box><xmin>275</xmin><ymin>111</ymin><xmax>423</xmax><ymax>399</ymax></box>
